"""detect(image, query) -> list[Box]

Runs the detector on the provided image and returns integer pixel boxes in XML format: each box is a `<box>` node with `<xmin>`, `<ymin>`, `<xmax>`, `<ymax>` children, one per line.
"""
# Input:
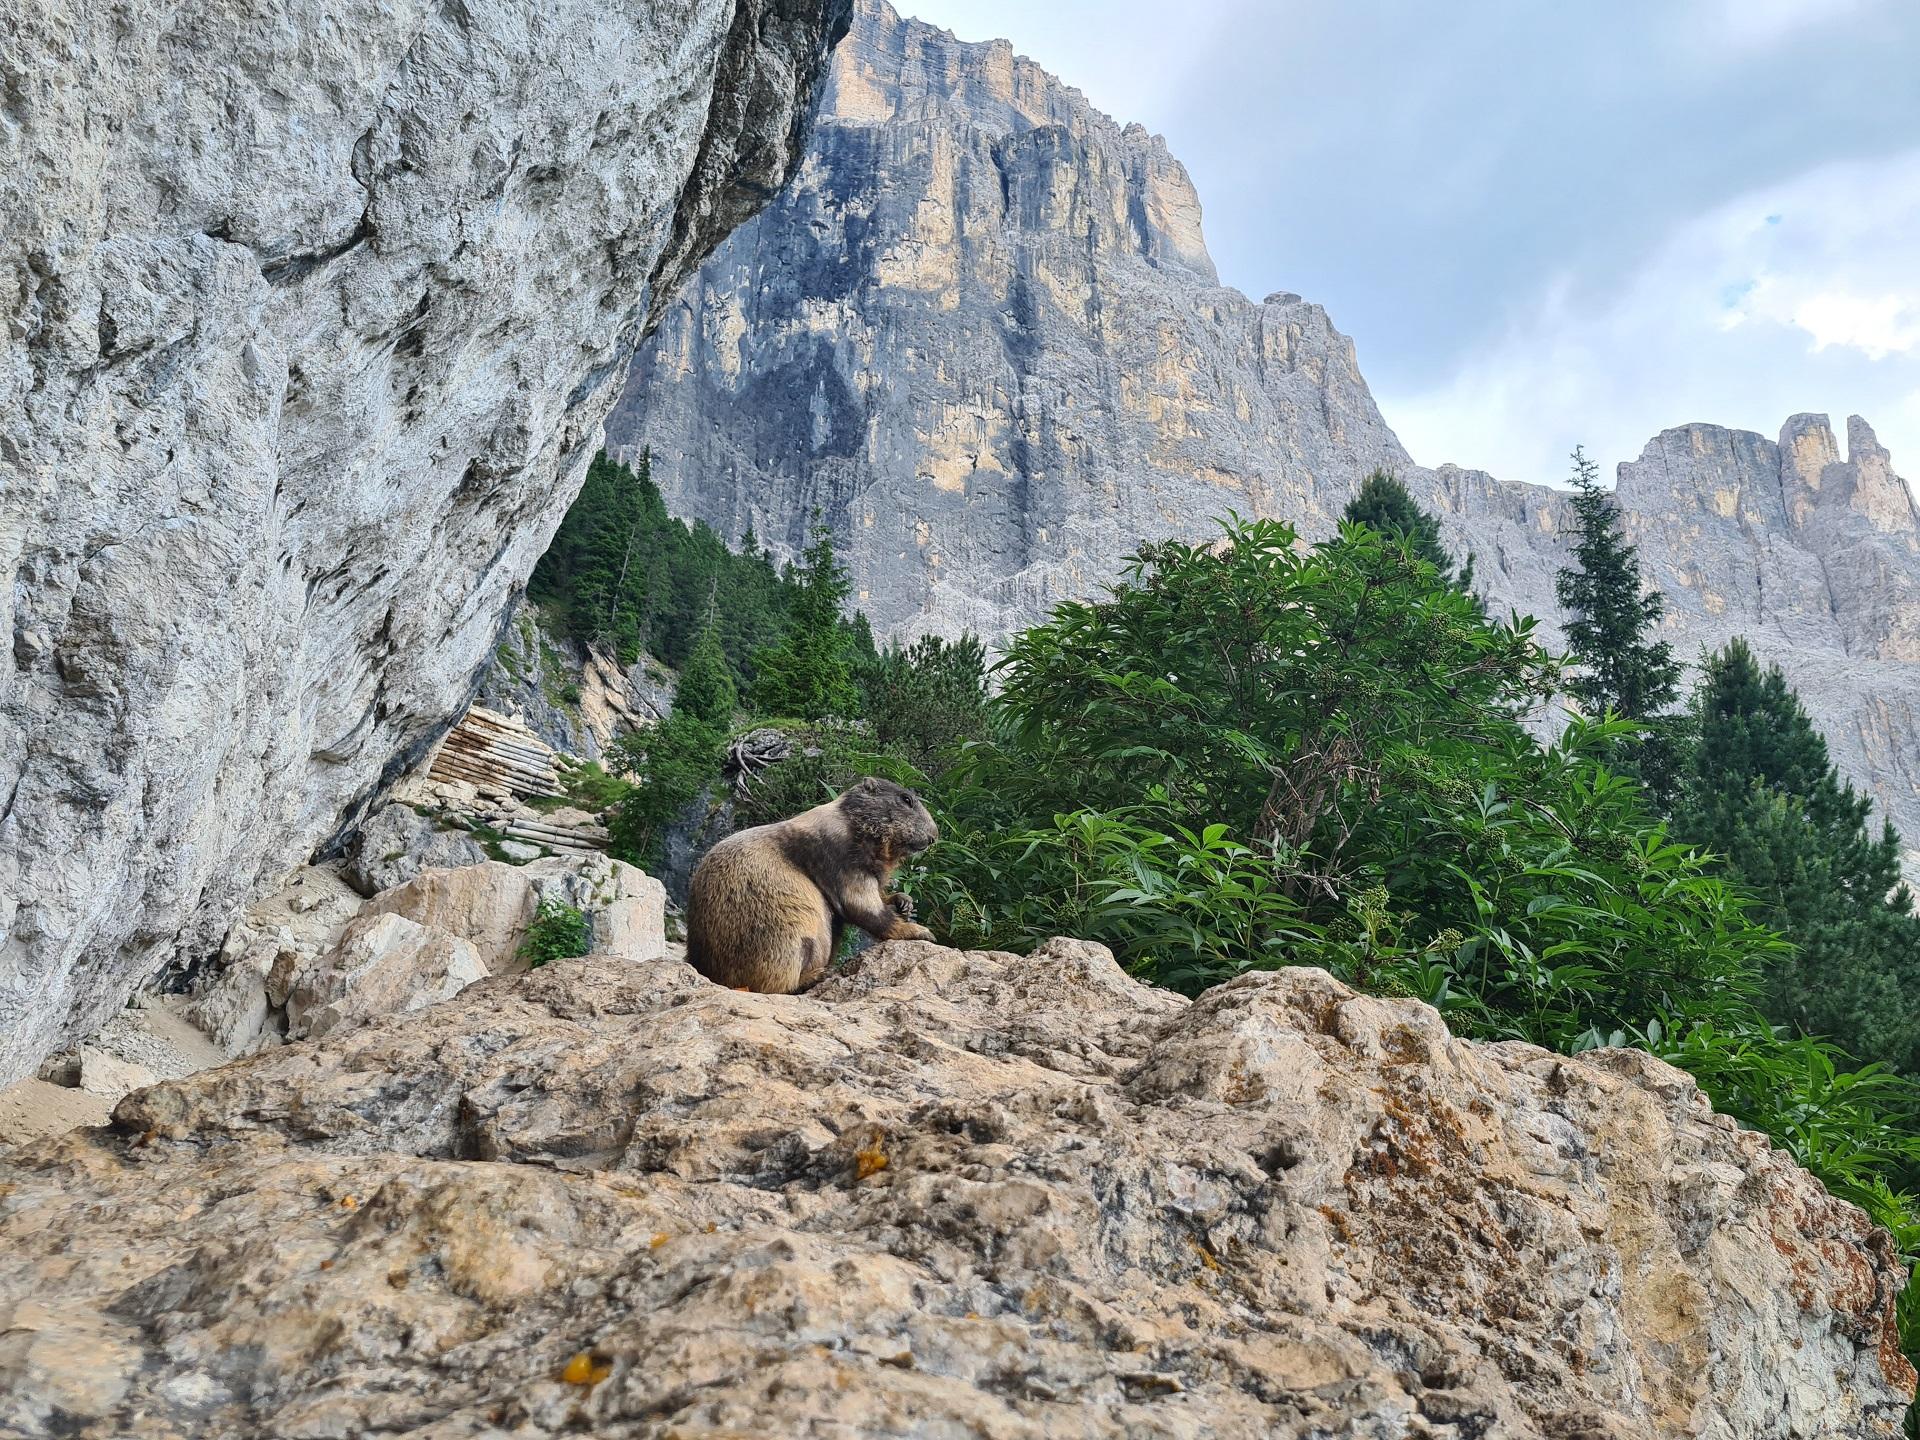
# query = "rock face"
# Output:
<box><xmin>476</xmin><ymin>599</ymin><xmax>674</xmax><ymax>761</ymax></box>
<box><xmin>612</xmin><ymin>0</ymin><xmax>1402</xmax><ymax>644</ymax></box>
<box><xmin>0</xmin><ymin>0</ymin><xmax>851</xmax><ymax>1082</ymax></box>
<box><xmin>1609</xmin><ymin>416</ymin><xmax>1920</xmax><ymax>845</ymax></box>
<box><xmin>606</xmin><ymin>0</ymin><xmax>1920</xmax><ymax>858</ymax></box>
<box><xmin>342</xmin><ymin>803</ymin><xmax>489</xmax><ymax>899</ymax></box>
<box><xmin>0</xmin><ymin>939</ymin><xmax>1910</xmax><ymax>1436</ymax></box>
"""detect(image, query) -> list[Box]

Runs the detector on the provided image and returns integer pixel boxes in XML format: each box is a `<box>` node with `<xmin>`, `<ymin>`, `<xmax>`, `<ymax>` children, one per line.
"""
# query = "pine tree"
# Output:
<box><xmin>1672</xmin><ymin>639</ymin><xmax>1920</xmax><ymax>1072</ymax></box>
<box><xmin>1554</xmin><ymin>446</ymin><xmax>1680</xmax><ymax>719</ymax></box>
<box><xmin>751</xmin><ymin>518</ymin><xmax>861</xmax><ymax>719</ymax></box>
<box><xmin>1554</xmin><ymin>445</ymin><xmax>1683</xmax><ymax>800</ymax></box>
<box><xmin>674</xmin><ymin>592</ymin><xmax>738</xmax><ymax>729</ymax></box>
<box><xmin>1343</xmin><ymin>470</ymin><xmax>1454</xmax><ymax>577</ymax></box>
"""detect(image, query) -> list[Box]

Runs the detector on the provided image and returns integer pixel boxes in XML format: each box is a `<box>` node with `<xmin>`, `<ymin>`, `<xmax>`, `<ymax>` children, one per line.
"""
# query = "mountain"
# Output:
<box><xmin>605</xmin><ymin>0</ymin><xmax>1920</xmax><ymax>860</ymax></box>
<box><xmin>0</xmin><ymin>0</ymin><xmax>850</xmax><ymax>1081</ymax></box>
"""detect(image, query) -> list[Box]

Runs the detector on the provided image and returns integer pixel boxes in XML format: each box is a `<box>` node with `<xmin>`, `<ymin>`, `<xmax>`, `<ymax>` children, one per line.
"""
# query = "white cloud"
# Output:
<box><xmin>1772</xmin><ymin>288</ymin><xmax>1920</xmax><ymax>358</ymax></box>
<box><xmin>1699</xmin><ymin>0</ymin><xmax>1876</xmax><ymax>47</ymax></box>
<box><xmin>1378</xmin><ymin>148</ymin><xmax>1920</xmax><ymax>488</ymax></box>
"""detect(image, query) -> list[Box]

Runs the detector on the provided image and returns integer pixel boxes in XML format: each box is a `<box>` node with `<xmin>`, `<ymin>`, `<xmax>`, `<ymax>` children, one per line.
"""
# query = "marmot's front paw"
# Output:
<box><xmin>888</xmin><ymin>891</ymin><xmax>916</xmax><ymax>920</ymax></box>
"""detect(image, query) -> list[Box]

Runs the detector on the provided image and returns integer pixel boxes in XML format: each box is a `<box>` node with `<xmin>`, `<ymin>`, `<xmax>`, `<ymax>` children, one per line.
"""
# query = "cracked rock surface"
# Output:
<box><xmin>0</xmin><ymin>0</ymin><xmax>851</xmax><ymax>1081</ymax></box>
<box><xmin>0</xmin><ymin>939</ymin><xmax>1909</xmax><ymax>1437</ymax></box>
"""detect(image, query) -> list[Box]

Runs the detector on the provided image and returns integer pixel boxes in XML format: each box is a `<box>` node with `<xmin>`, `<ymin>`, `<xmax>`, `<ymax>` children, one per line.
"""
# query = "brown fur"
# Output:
<box><xmin>685</xmin><ymin>777</ymin><xmax>939</xmax><ymax>993</ymax></box>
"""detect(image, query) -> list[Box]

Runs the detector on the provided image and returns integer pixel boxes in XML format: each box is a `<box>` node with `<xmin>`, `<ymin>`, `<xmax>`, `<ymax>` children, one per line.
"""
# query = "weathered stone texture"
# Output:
<box><xmin>0</xmin><ymin>0</ymin><xmax>851</xmax><ymax>1080</ymax></box>
<box><xmin>0</xmin><ymin>939</ymin><xmax>1909</xmax><ymax>1436</ymax></box>
<box><xmin>607</xmin><ymin>0</ymin><xmax>1920</xmax><ymax>860</ymax></box>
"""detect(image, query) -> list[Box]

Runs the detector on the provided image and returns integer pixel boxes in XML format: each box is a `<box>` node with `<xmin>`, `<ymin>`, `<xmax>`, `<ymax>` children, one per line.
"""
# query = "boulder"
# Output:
<box><xmin>523</xmin><ymin>853</ymin><xmax>667</xmax><ymax>962</ymax></box>
<box><xmin>342</xmin><ymin>804</ymin><xmax>488</xmax><ymax>898</ymax></box>
<box><xmin>0</xmin><ymin>940</ymin><xmax>1907</xmax><ymax>1437</ymax></box>
<box><xmin>183</xmin><ymin>863</ymin><xmax>363</xmax><ymax>1054</ymax></box>
<box><xmin>357</xmin><ymin>861</ymin><xmax>541</xmax><ymax>973</ymax></box>
<box><xmin>359</xmin><ymin>853</ymin><xmax>666</xmax><ymax>971</ymax></box>
<box><xmin>286</xmin><ymin>913</ymin><xmax>488</xmax><ymax>1041</ymax></box>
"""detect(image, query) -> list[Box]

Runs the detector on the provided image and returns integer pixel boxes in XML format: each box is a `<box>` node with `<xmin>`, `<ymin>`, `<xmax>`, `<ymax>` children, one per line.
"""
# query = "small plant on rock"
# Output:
<box><xmin>520</xmin><ymin>898</ymin><xmax>592</xmax><ymax>969</ymax></box>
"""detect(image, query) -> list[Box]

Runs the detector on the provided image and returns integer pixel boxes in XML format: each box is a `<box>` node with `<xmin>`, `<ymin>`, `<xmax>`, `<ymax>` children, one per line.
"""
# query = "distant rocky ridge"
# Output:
<box><xmin>0</xmin><ymin>0</ymin><xmax>850</xmax><ymax>1081</ymax></box>
<box><xmin>607</xmin><ymin>0</ymin><xmax>1920</xmax><ymax>857</ymax></box>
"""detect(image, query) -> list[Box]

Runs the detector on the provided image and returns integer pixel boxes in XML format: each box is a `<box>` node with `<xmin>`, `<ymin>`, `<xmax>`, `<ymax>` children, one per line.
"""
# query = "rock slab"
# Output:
<box><xmin>0</xmin><ymin>940</ymin><xmax>1908</xmax><ymax>1437</ymax></box>
<box><xmin>0</xmin><ymin>0</ymin><xmax>852</xmax><ymax>1083</ymax></box>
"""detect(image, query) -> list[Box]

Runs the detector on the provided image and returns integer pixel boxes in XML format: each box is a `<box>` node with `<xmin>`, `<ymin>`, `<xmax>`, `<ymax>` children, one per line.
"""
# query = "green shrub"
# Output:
<box><xmin>606</xmin><ymin>713</ymin><xmax>727</xmax><ymax>870</ymax></box>
<box><xmin>520</xmin><ymin>898</ymin><xmax>591</xmax><ymax>969</ymax></box>
<box><xmin>551</xmin><ymin>758</ymin><xmax>633</xmax><ymax>814</ymax></box>
<box><xmin>731</xmin><ymin>722</ymin><xmax>921</xmax><ymax>832</ymax></box>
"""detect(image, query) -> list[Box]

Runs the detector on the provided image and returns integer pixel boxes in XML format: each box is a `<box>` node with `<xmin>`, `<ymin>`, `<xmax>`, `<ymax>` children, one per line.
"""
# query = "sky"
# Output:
<box><xmin>902</xmin><ymin>0</ymin><xmax>1920</xmax><ymax>489</ymax></box>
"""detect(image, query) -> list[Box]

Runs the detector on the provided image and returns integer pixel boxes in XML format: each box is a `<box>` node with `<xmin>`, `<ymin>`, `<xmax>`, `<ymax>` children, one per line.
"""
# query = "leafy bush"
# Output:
<box><xmin>543</xmin><ymin>759</ymin><xmax>633</xmax><ymax>814</ymax></box>
<box><xmin>520</xmin><ymin>898</ymin><xmax>592</xmax><ymax>969</ymax></box>
<box><xmin>731</xmin><ymin>721</ymin><xmax>924</xmax><ymax>831</ymax></box>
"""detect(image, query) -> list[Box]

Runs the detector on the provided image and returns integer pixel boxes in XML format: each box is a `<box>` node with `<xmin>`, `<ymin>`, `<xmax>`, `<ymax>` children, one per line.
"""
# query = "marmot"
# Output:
<box><xmin>686</xmin><ymin>776</ymin><xmax>940</xmax><ymax>993</ymax></box>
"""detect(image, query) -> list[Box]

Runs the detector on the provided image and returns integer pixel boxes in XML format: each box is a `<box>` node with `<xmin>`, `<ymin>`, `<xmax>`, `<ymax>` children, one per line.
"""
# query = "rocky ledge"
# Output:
<box><xmin>0</xmin><ymin>940</ymin><xmax>1910</xmax><ymax>1438</ymax></box>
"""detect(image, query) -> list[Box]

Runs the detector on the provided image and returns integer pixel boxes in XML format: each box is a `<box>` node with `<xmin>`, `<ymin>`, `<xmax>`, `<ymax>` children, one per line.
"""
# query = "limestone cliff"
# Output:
<box><xmin>0</xmin><ymin>939</ymin><xmax>1909</xmax><ymax>1436</ymax></box>
<box><xmin>0</xmin><ymin>0</ymin><xmax>851</xmax><ymax>1081</ymax></box>
<box><xmin>605</xmin><ymin>0</ymin><xmax>1920</xmax><ymax>857</ymax></box>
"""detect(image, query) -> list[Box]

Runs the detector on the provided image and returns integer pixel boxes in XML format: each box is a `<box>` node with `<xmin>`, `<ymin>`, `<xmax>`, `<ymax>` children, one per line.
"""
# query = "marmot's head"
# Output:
<box><xmin>839</xmin><ymin>776</ymin><xmax>940</xmax><ymax>857</ymax></box>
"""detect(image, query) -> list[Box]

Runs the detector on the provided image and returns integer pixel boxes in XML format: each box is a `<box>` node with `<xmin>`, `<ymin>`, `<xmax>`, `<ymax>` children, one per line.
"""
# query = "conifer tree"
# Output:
<box><xmin>1554</xmin><ymin>446</ymin><xmax>1680</xmax><ymax>719</ymax></box>
<box><xmin>751</xmin><ymin>518</ymin><xmax>860</xmax><ymax>719</ymax></box>
<box><xmin>1342</xmin><ymin>469</ymin><xmax>1479</xmax><ymax>597</ymax></box>
<box><xmin>1344</xmin><ymin>470</ymin><xmax>1450</xmax><ymax>572</ymax></box>
<box><xmin>1672</xmin><ymin>639</ymin><xmax>1920</xmax><ymax>1072</ymax></box>
<box><xmin>1554</xmin><ymin>445</ymin><xmax>1682</xmax><ymax>800</ymax></box>
<box><xmin>674</xmin><ymin>591</ymin><xmax>738</xmax><ymax>729</ymax></box>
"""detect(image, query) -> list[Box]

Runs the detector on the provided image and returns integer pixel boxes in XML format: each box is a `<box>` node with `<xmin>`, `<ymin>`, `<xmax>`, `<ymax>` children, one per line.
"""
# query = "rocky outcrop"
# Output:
<box><xmin>285</xmin><ymin>912</ymin><xmax>488</xmax><ymax>1040</ymax></box>
<box><xmin>0</xmin><ymin>0</ymin><xmax>851</xmax><ymax>1082</ymax></box>
<box><xmin>477</xmin><ymin>599</ymin><xmax>674</xmax><ymax>761</ymax></box>
<box><xmin>606</xmin><ymin>0</ymin><xmax>1920</xmax><ymax>858</ymax></box>
<box><xmin>0</xmin><ymin>939</ymin><xmax>1910</xmax><ymax>1436</ymax></box>
<box><xmin>611</xmin><ymin>0</ymin><xmax>1402</xmax><ymax>644</ymax></box>
<box><xmin>342</xmin><ymin>803</ymin><xmax>490</xmax><ymax>898</ymax></box>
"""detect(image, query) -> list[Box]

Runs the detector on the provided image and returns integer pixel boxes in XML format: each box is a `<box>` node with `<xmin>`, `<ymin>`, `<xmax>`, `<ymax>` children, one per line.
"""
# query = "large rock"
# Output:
<box><xmin>181</xmin><ymin>863</ymin><xmax>365</xmax><ymax>1055</ymax></box>
<box><xmin>342</xmin><ymin>803</ymin><xmax>488</xmax><ymax>898</ymax></box>
<box><xmin>0</xmin><ymin>940</ymin><xmax>1908</xmax><ymax>1437</ymax></box>
<box><xmin>0</xmin><ymin>0</ymin><xmax>852</xmax><ymax>1084</ymax></box>
<box><xmin>606</xmin><ymin>0</ymin><xmax>1920</xmax><ymax>866</ymax></box>
<box><xmin>285</xmin><ymin>912</ymin><xmax>488</xmax><ymax>1040</ymax></box>
<box><xmin>360</xmin><ymin>853</ymin><xmax>667</xmax><ymax>970</ymax></box>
